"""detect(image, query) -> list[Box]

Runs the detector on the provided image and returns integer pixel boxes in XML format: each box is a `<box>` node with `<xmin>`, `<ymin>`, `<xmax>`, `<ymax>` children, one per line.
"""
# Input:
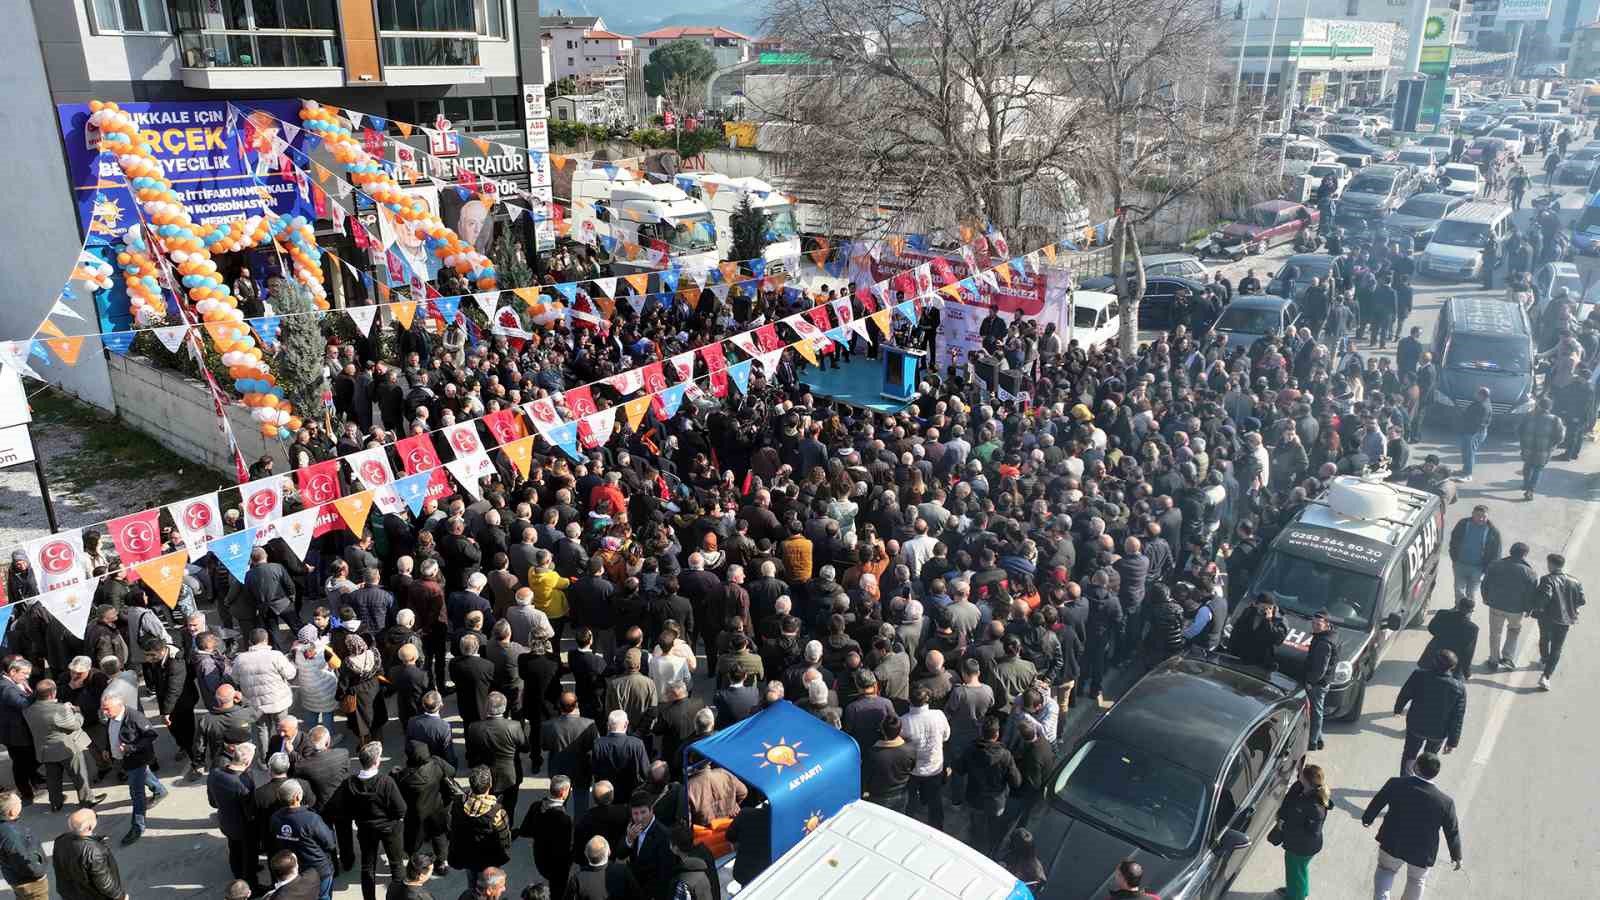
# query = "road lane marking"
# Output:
<box><xmin>1457</xmin><ymin>482</ymin><xmax>1598</xmax><ymax>811</ymax></box>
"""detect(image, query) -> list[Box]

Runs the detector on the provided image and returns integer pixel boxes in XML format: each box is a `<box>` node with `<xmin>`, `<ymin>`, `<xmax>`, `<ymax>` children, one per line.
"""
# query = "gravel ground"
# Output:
<box><xmin>0</xmin><ymin>387</ymin><xmax>228</xmax><ymax>555</ymax></box>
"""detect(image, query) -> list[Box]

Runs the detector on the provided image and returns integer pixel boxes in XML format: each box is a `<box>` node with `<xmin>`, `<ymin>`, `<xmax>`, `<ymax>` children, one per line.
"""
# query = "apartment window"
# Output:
<box><xmin>392</xmin><ymin>96</ymin><xmax>519</xmax><ymax>132</ymax></box>
<box><xmin>172</xmin><ymin>0</ymin><xmax>340</xmax><ymax>68</ymax></box>
<box><xmin>377</xmin><ymin>0</ymin><xmax>480</xmax><ymax>65</ymax></box>
<box><xmin>90</xmin><ymin>0</ymin><xmax>171</xmax><ymax>34</ymax></box>
<box><xmin>476</xmin><ymin>0</ymin><xmax>505</xmax><ymax>39</ymax></box>
<box><xmin>567</xmin><ymin>40</ymin><xmax>576</xmax><ymax>48</ymax></box>
<box><xmin>567</xmin><ymin>56</ymin><xmax>574</xmax><ymax>66</ymax></box>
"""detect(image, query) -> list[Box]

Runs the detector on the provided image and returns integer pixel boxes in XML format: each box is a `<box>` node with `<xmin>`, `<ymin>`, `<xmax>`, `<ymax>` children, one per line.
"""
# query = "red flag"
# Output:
<box><xmin>930</xmin><ymin>257</ymin><xmax>958</xmax><ymax>285</ymax></box>
<box><xmin>297</xmin><ymin>459</ymin><xmax>343</xmax><ymax>506</ymax></box>
<box><xmin>564</xmin><ymin>385</ymin><xmax>597</xmax><ymax>419</ymax></box>
<box><xmin>892</xmin><ymin>271</ymin><xmax>915</xmax><ymax>298</ymax></box>
<box><xmin>109</xmin><ymin>509</ymin><xmax>162</xmax><ymax>570</ymax></box>
<box><xmin>701</xmin><ymin>343</ymin><xmax>729</xmax><ymax>397</ymax></box>
<box><xmin>807</xmin><ymin>305</ymin><xmax>832</xmax><ymax>333</ymax></box>
<box><xmin>396</xmin><ymin>433</ymin><xmax>452</xmax><ymax>501</ymax></box>
<box><xmin>484</xmin><ymin>409</ymin><xmax>526</xmax><ymax>446</ymax></box>
<box><xmin>856</xmin><ymin>284</ymin><xmax>877</xmax><ymax>312</ymax></box>
<box><xmin>640</xmin><ymin>362</ymin><xmax>668</xmax><ymax>394</ymax></box>
<box><xmin>756</xmin><ymin>324</ymin><xmax>783</xmax><ymax>352</ymax></box>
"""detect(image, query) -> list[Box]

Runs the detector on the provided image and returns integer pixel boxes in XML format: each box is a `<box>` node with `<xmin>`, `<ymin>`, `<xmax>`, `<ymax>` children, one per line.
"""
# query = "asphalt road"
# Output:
<box><xmin>1224</xmin><ymin>148</ymin><xmax>1600</xmax><ymax>900</ymax></box>
<box><xmin>6</xmin><ymin>153</ymin><xmax>1598</xmax><ymax>900</ymax></box>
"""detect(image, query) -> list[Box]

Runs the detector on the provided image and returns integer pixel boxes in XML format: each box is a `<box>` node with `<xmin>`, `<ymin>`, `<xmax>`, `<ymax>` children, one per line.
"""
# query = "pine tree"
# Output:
<box><xmin>729</xmin><ymin>195</ymin><xmax>771</xmax><ymax>267</ymax></box>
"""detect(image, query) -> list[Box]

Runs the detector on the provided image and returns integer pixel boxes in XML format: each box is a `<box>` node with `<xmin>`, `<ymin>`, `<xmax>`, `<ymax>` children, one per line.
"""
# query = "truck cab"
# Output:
<box><xmin>676</xmin><ymin>172</ymin><xmax>803</xmax><ymax>275</ymax></box>
<box><xmin>569</xmin><ymin>171</ymin><xmax>719</xmax><ymax>275</ymax></box>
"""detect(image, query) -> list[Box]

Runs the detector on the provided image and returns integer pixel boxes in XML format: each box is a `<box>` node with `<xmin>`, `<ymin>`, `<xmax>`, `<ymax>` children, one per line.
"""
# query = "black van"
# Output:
<box><xmin>1430</xmin><ymin>295</ymin><xmax>1537</xmax><ymax>427</ymax></box>
<box><xmin>1232</xmin><ymin>477</ymin><xmax>1444</xmax><ymax>720</ymax></box>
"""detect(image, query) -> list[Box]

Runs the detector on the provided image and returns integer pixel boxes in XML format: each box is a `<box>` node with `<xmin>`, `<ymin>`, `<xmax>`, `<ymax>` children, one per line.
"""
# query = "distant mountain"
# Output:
<box><xmin>547</xmin><ymin>0</ymin><xmax>769</xmax><ymax>38</ymax></box>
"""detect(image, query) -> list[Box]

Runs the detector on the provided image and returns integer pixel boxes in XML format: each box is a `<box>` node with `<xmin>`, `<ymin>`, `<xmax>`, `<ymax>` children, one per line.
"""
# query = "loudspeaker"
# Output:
<box><xmin>999</xmin><ymin>369</ymin><xmax>1027</xmax><ymax>396</ymax></box>
<box><xmin>973</xmin><ymin>359</ymin><xmax>1000</xmax><ymax>387</ymax></box>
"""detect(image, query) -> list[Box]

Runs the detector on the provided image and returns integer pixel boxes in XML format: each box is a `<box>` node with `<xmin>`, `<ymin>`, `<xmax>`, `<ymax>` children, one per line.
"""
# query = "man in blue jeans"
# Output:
<box><xmin>1447</xmin><ymin>504</ymin><xmax>1501</xmax><ymax>605</ymax></box>
<box><xmin>100</xmin><ymin>694</ymin><xmax>169</xmax><ymax>845</ymax></box>
<box><xmin>1456</xmin><ymin>386</ymin><xmax>1492</xmax><ymax>482</ymax></box>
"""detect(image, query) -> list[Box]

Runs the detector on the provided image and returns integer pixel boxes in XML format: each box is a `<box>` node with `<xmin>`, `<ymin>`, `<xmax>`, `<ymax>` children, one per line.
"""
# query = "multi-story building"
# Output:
<box><xmin>1466</xmin><ymin>0</ymin><xmax>1597</xmax><ymax>59</ymax></box>
<box><xmin>637</xmin><ymin>26</ymin><xmax>754</xmax><ymax>71</ymax></box>
<box><xmin>6</xmin><ymin>0</ymin><xmax>547</xmax><ymax>409</ymax></box>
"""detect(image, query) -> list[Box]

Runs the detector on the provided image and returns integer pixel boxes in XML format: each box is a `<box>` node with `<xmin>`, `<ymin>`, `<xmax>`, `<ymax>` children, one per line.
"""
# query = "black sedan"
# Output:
<box><xmin>1019</xmin><ymin>654</ymin><xmax>1310</xmax><ymax>899</ymax></box>
<box><xmin>1075</xmin><ymin>275</ymin><xmax>1211</xmax><ymax>331</ymax></box>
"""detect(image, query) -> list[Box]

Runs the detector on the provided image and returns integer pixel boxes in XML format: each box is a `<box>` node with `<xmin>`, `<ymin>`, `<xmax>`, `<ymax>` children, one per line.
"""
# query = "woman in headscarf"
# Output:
<box><xmin>337</xmin><ymin>633</ymin><xmax>387</xmax><ymax>745</ymax></box>
<box><xmin>292</xmin><ymin>624</ymin><xmax>340</xmax><ymax>731</ymax></box>
<box><xmin>6</xmin><ymin>550</ymin><xmax>38</xmax><ymax>602</ymax></box>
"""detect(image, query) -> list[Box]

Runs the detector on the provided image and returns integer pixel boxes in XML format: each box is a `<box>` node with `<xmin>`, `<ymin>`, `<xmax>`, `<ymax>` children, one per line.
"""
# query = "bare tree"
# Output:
<box><xmin>760</xmin><ymin>0</ymin><xmax>1106</xmax><ymax>244</ymax></box>
<box><xmin>1056</xmin><ymin>0</ymin><xmax>1259</xmax><ymax>352</ymax></box>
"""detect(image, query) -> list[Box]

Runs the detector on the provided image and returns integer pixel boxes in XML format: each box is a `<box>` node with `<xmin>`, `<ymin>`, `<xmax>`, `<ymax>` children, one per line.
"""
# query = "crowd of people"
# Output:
<box><xmin>0</xmin><ymin>201</ymin><xmax>1589</xmax><ymax>900</ymax></box>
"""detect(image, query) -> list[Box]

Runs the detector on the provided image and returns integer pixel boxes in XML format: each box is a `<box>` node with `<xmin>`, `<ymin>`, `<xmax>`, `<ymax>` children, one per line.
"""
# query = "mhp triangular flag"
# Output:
<box><xmin>393</xmin><ymin>470</ymin><xmax>432</xmax><ymax>516</ymax></box>
<box><xmin>208</xmin><ymin>526</ymin><xmax>258</xmax><ymax>584</ymax></box>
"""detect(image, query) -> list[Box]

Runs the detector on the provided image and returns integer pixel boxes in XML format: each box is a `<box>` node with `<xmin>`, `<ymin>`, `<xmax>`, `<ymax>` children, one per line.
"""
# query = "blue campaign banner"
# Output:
<box><xmin>57</xmin><ymin>100</ymin><xmax>310</xmax><ymax>243</ymax></box>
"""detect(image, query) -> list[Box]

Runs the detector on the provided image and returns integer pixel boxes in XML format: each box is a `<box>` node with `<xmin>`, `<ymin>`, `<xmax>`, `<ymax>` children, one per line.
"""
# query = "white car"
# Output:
<box><xmin>1307</xmin><ymin>161</ymin><xmax>1352</xmax><ymax>194</ymax></box>
<box><xmin>1066</xmin><ymin>290</ymin><xmax>1122</xmax><ymax>349</ymax></box>
<box><xmin>1438</xmin><ymin>163</ymin><xmax>1483</xmax><ymax>198</ymax></box>
<box><xmin>1327</xmin><ymin>114</ymin><xmax>1367</xmax><ymax>136</ymax></box>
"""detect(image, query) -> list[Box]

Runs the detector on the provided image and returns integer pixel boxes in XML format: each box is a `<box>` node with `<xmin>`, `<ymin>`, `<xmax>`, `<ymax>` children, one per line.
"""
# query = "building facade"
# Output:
<box><xmin>637</xmin><ymin>26</ymin><xmax>753</xmax><ymax>70</ymax></box>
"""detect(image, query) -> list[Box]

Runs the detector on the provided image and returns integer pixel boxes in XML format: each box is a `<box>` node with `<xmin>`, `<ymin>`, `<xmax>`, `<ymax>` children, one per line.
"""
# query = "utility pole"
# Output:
<box><xmin>1404</xmin><ymin>0</ymin><xmax>1430</xmax><ymax>74</ymax></box>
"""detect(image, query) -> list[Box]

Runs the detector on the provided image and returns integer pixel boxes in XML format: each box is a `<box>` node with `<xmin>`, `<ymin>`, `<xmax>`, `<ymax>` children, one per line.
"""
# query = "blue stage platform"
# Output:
<box><xmin>799</xmin><ymin>353</ymin><xmax>918</xmax><ymax>415</ymax></box>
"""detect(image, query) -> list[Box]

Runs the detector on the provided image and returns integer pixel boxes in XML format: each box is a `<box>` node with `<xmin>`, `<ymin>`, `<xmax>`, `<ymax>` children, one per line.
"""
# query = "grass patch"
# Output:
<box><xmin>31</xmin><ymin>388</ymin><xmax>227</xmax><ymax>503</ymax></box>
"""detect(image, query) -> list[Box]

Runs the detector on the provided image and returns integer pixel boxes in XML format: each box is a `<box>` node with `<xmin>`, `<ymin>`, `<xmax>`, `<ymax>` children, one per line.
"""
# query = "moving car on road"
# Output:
<box><xmin>1420</xmin><ymin>201</ymin><xmax>1513</xmax><ymax>280</ymax></box>
<box><xmin>1437</xmin><ymin>163</ymin><xmax>1484</xmax><ymax>199</ymax></box>
<box><xmin>1020</xmin><ymin>654</ymin><xmax>1310</xmax><ymax>899</ymax></box>
<box><xmin>1554</xmin><ymin>147</ymin><xmax>1600</xmax><ymax>188</ymax></box>
<box><xmin>1384</xmin><ymin>192</ymin><xmax>1469</xmax><ymax>253</ymax></box>
<box><xmin>1431</xmin><ymin>294</ymin><xmax>1538</xmax><ymax>425</ymax></box>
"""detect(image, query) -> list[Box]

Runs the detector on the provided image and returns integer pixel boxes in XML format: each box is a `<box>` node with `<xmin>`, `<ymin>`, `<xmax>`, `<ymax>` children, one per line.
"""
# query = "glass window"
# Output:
<box><xmin>1214</xmin><ymin>752</ymin><xmax>1252</xmax><ymax>838</ymax></box>
<box><xmin>495</xmin><ymin>97</ymin><xmax>518</xmax><ymax>127</ymax></box>
<box><xmin>476</xmin><ymin>0</ymin><xmax>505</xmax><ymax>38</ymax></box>
<box><xmin>443</xmin><ymin>98</ymin><xmax>471</xmax><ymax>122</ymax></box>
<box><xmin>94</xmin><ymin>0</ymin><xmax>170</xmax><ymax>32</ymax></box>
<box><xmin>416</xmin><ymin>99</ymin><xmax>441</xmax><ymax>123</ymax></box>
<box><xmin>1051</xmin><ymin>739</ymin><xmax>1209</xmax><ymax>855</ymax></box>
<box><xmin>1252</xmin><ymin>550</ymin><xmax>1380</xmax><ymax>629</ymax></box>
<box><xmin>252</xmin><ymin>0</ymin><xmax>282</xmax><ymax>28</ymax></box>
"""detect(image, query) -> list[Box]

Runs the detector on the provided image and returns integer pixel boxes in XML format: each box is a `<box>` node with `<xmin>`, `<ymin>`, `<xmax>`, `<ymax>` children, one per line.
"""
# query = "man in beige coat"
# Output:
<box><xmin>21</xmin><ymin>680</ymin><xmax>104</xmax><ymax>812</ymax></box>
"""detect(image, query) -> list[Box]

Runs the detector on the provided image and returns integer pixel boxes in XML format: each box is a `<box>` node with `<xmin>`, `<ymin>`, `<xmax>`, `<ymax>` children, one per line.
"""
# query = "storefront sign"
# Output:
<box><xmin>57</xmin><ymin>100</ymin><xmax>310</xmax><ymax>242</ymax></box>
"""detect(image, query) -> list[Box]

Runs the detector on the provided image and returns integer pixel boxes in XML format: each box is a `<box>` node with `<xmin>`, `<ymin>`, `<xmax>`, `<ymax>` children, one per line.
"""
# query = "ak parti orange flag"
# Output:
<box><xmin>133</xmin><ymin>550</ymin><xmax>189</xmax><ymax>608</ymax></box>
<box><xmin>391</xmin><ymin>299</ymin><xmax>418</xmax><ymax>330</ymax></box>
<box><xmin>333</xmin><ymin>490</ymin><xmax>374</xmax><ymax>535</ymax></box>
<box><xmin>501</xmin><ymin>436</ymin><xmax>535</xmax><ymax>478</ymax></box>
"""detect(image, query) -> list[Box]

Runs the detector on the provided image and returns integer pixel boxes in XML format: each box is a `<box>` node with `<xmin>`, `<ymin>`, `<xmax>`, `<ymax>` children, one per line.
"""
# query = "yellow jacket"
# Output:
<box><xmin>528</xmin><ymin>568</ymin><xmax>570</xmax><ymax>620</ymax></box>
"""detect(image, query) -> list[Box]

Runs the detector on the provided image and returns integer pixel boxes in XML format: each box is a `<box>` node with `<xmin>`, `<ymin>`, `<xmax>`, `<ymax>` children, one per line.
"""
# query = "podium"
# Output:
<box><xmin>880</xmin><ymin>346</ymin><xmax>925</xmax><ymax>402</ymax></box>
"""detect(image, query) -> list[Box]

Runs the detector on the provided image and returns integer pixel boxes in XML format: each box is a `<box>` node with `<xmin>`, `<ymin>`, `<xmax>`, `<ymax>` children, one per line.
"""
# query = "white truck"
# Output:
<box><xmin>568</xmin><ymin>169</ymin><xmax>719</xmax><ymax>275</ymax></box>
<box><xmin>674</xmin><ymin>172</ymin><xmax>803</xmax><ymax>275</ymax></box>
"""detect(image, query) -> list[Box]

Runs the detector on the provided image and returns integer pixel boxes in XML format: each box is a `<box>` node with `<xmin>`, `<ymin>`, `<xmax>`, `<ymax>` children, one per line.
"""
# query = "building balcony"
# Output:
<box><xmin>177</xmin><ymin>30</ymin><xmax>344</xmax><ymax>89</ymax></box>
<box><xmin>379</xmin><ymin>32</ymin><xmax>485</xmax><ymax>84</ymax></box>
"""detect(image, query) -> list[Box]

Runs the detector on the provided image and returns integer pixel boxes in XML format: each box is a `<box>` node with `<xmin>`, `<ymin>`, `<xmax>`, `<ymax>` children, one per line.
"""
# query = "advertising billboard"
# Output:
<box><xmin>56</xmin><ymin>100</ymin><xmax>310</xmax><ymax>243</ymax></box>
<box><xmin>1497</xmin><ymin>0</ymin><xmax>1553</xmax><ymax>21</ymax></box>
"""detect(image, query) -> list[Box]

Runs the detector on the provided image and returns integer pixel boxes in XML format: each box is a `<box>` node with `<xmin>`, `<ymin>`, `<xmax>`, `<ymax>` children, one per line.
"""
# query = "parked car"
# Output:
<box><xmin>1307</xmin><ymin>161</ymin><xmax>1352</xmax><ymax>195</ymax></box>
<box><xmin>1326</xmin><ymin>114</ymin><xmax>1367</xmax><ymax>135</ymax></box>
<box><xmin>1141</xmin><ymin>253</ymin><xmax>1211</xmax><ymax>279</ymax></box>
<box><xmin>1460</xmin><ymin>111</ymin><xmax>1499</xmax><ymax>135</ymax></box>
<box><xmin>1417</xmin><ymin>134</ymin><xmax>1454</xmax><ymax>154</ymax></box>
<box><xmin>1333</xmin><ymin>153</ymin><xmax>1373</xmax><ymax>173</ymax></box>
<box><xmin>1531</xmin><ymin>261</ymin><xmax>1585</xmax><ymax>321</ymax></box>
<box><xmin>1322</xmin><ymin>133</ymin><xmax>1394</xmax><ymax>161</ymax></box>
<box><xmin>1437</xmin><ymin>163</ymin><xmax>1484</xmax><ymax>199</ymax></box>
<box><xmin>1463</xmin><ymin>137</ymin><xmax>1510</xmax><ymax>167</ymax></box>
<box><xmin>1266</xmin><ymin>254</ymin><xmax>1337</xmax><ymax>300</ymax></box>
<box><xmin>1574</xmin><ymin>191</ymin><xmax>1600</xmax><ymax>255</ymax></box>
<box><xmin>1018</xmin><ymin>654</ymin><xmax>1309</xmax><ymax>899</ymax></box>
<box><xmin>1214</xmin><ymin>295</ymin><xmax>1301</xmax><ymax>348</ymax></box>
<box><xmin>1336</xmin><ymin>164</ymin><xmax>1417</xmax><ymax>226</ymax></box>
<box><xmin>1384</xmin><ymin>192</ymin><xmax>1469</xmax><ymax>253</ymax></box>
<box><xmin>1222</xmin><ymin>201</ymin><xmax>1319</xmax><ymax>250</ymax></box>
<box><xmin>1395</xmin><ymin>148</ymin><xmax>1440</xmax><ymax>180</ymax></box>
<box><xmin>1487</xmin><ymin>127</ymin><xmax>1525</xmax><ymax>159</ymax></box>
<box><xmin>1553</xmin><ymin>147</ymin><xmax>1600</xmax><ymax>187</ymax></box>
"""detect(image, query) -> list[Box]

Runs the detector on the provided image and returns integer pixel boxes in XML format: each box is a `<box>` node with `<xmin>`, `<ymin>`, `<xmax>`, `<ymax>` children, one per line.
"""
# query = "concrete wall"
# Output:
<box><xmin>107</xmin><ymin>354</ymin><xmax>278</xmax><ymax>476</ymax></box>
<box><xmin>0</xmin><ymin>2</ymin><xmax>116</xmax><ymax>410</ymax></box>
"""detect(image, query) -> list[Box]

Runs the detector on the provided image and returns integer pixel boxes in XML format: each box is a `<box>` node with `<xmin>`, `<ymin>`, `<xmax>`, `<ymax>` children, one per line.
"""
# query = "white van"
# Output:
<box><xmin>1066</xmin><ymin>290</ymin><xmax>1121</xmax><ymax>348</ymax></box>
<box><xmin>1419</xmin><ymin>201</ymin><xmax>1514</xmax><ymax>280</ymax></box>
<box><xmin>729</xmin><ymin>801</ymin><xmax>1032</xmax><ymax>900</ymax></box>
<box><xmin>675</xmin><ymin>172</ymin><xmax>803</xmax><ymax>275</ymax></box>
<box><xmin>569</xmin><ymin>170</ymin><xmax>719</xmax><ymax>275</ymax></box>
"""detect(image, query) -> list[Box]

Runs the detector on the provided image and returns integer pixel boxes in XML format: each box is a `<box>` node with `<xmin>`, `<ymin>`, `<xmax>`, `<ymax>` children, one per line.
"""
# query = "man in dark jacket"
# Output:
<box><xmin>1481</xmin><ymin>542</ymin><xmax>1539</xmax><ymax>671</ymax></box>
<box><xmin>1112</xmin><ymin>537</ymin><xmax>1150</xmax><ymax>664</ymax></box>
<box><xmin>0</xmin><ymin>791</ymin><xmax>49</xmax><ymax>899</ymax></box>
<box><xmin>291</xmin><ymin>726</ymin><xmax>354</xmax><ymax>871</ymax></box>
<box><xmin>1423</xmin><ymin>597</ymin><xmax>1479</xmax><ymax>679</ymax></box>
<box><xmin>450</xmin><ymin>634</ymin><xmax>497</xmax><ymax>727</ymax></box>
<box><xmin>395</xmin><ymin>740</ymin><xmax>456</xmax><ymax>870</ymax></box>
<box><xmin>99</xmin><ymin>695</ymin><xmax>167</xmax><ymax>846</ymax></box>
<box><xmin>566</xmin><ymin>834</ymin><xmax>642</xmax><ymax>900</ymax></box>
<box><xmin>207</xmin><ymin>742</ymin><xmax>261</xmax><ymax>892</ymax></box>
<box><xmin>1456</xmin><ymin>388</ymin><xmax>1493</xmax><ymax>481</ymax></box>
<box><xmin>246</xmin><ymin>547</ymin><xmax>302</xmax><ymax>650</ymax></box>
<box><xmin>542</xmin><ymin>694</ymin><xmax>598</xmax><ymax>818</ymax></box>
<box><xmin>956</xmin><ymin>717</ymin><xmax>1022</xmax><ymax>856</ymax></box>
<box><xmin>1361</xmin><ymin>752</ymin><xmax>1462</xmax><ymax>898</ymax></box>
<box><xmin>1301</xmin><ymin>611</ymin><xmax>1338</xmax><ymax>751</ymax></box>
<box><xmin>270</xmin><ymin>781</ymin><xmax>339</xmax><ymax>897</ymax></box>
<box><xmin>1080</xmin><ymin>573</ymin><xmax>1123</xmax><ymax>705</ymax></box>
<box><xmin>1448</xmin><ymin>504</ymin><xmax>1501</xmax><ymax>604</ymax></box>
<box><xmin>52</xmin><ymin>809</ymin><xmax>124</xmax><ymax>900</ymax></box>
<box><xmin>465</xmin><ymin>692</ymin><xmax>529</xmax><ymax>815</ymax></box>
<box><xmin>520</xmin><ymin>775</ymin><xmax>575</xmax><ymax>900</ymax></box>
<box><xmin>1228</xmin><ymin>593</ymin><xmax>1289</xmax><ymax>670</ymax></box>
<box><xmin>1</xmin><ymin>659</ymin><xmax>39</xmax><ymax>807</ymax></box>
<box><xmin>1394</xmin><ymin>650</ymin><xmax>1467</xmax><ymax>776</ymax></box>
<box><xmin>446</xmin><ymin>768</ymin><xmax>512</xmax><ymax>882</ymax></box>
<box><xmin>344</xmin><ymin>741</ymin><xmax>408</xmax><ymax>900</ymax></box>
<box><xmin>1531</xmin><ymin>552</ymin><xmax>1585</xmax><ymax>691</ymax></box>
